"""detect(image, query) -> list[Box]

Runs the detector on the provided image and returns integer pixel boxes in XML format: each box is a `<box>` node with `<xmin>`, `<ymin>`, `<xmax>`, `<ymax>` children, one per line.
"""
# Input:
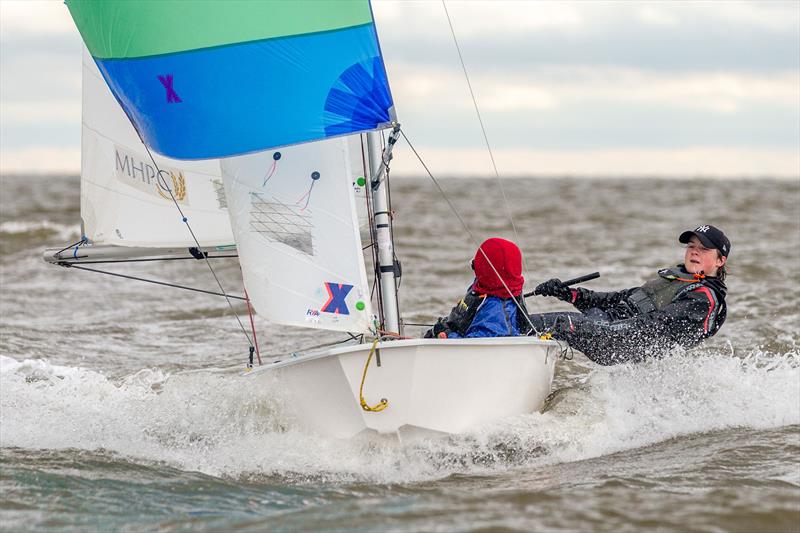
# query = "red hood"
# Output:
<box><xmin>472</xmin><ymin>238</ymin><xmax>524</xmax><ymax>298</ymax></box>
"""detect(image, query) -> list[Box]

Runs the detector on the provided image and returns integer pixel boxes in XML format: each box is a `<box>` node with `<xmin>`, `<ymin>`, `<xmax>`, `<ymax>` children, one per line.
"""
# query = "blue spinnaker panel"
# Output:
<box><xmin>93</xmin><ymin>24</ymin><xmax>395</xmax><ymax>159</ymax></box>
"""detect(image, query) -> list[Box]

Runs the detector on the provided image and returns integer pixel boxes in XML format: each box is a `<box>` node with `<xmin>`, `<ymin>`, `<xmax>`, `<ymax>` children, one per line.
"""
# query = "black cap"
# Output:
<box><xmin>679</xmin><ymin>225</ymin><xmax>731</xmax><ymax>257</ymax></box>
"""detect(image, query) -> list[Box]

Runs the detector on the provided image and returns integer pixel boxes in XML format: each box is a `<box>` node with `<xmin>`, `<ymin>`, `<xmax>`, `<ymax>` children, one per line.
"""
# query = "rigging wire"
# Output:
<box><xmin>53</xmin><ymin>236</ymin><xmax>87</xmax><ymax>257</ymax></box>
<box><xmin>62</xmin><ymin>263</ymin><xmax>247</xmax><ymax>300</ymax></box>
<box><xmin>400</xmin><ymin>130</ymin><xmax>541</xmax><ymax>336</ymax></box>
<box><xmin>101</xmin><ymin>83</ymin><xmax>254</xmax><ymax>349</ymax></box>
<box><xmin>400</xmin><ymin>131</ymin><xmax>477</xmax><ymax>243</ymax></box>
<box><xmin>137</xmin><ymin>141</ymin><xmax>253</xmax><ymax>346</ymax></box>
<box><xmin>243</xmin><ymin>287</ymin><xmax>262</xmax><ymax>366</ymax></box>
<box><xmin>361</xmin><ymin>133</ymin><xmax>385</xmax><ymax>330</ymax></box>
<box><xmin>259</xmin><ymin>333</ymin><xmax>363</xmax><ymax>361</ymax></box>
<box><xmin>441</xmin><ymin>1</ymin><xmax>530</xmax><ymax>281</ymax></box>
<box><xmin>381</xmin><ymin>132</ymin><xmax>403</xmax><ymax>292</ymax></box>
<box><xmin>379</xmin><ymin>130</ymin><xmax>404</xmax><ymax>317</ymax></box>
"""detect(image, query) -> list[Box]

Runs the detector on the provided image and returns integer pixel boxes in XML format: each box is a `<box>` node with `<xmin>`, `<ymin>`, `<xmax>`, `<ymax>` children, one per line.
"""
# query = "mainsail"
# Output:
<box><xmin>81</xmin><ymin>47</ymin><xmax>233</xmax><ymax>248</ymax></box>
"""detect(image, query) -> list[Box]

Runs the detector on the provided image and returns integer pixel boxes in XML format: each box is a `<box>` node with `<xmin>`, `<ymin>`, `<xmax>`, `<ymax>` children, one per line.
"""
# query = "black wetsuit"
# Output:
<box><xmin>528</xmin><ymin>266</ymin><xmax>727</xmax><ymax>365</ymax></box>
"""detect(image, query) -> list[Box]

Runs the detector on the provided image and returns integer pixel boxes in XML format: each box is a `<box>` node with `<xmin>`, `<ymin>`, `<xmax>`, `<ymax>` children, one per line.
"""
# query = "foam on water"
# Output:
<box><xmin>0</xmin><ymin>220</ymin><xmax>80</xmax><ymax>241</ymax></box>
<box><xmin>2</xmin><ymin>348</ymin><xmax>798</xmax><ymax>484</ymax></box>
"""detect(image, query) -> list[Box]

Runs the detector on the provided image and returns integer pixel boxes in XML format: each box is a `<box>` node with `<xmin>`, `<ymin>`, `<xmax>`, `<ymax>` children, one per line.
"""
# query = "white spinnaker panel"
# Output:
<box><xmin>81</xmin><ymin>47</ymin><xmax>233</xmax><ymax>248</ymax></box>
<box><xmin>221</xmin><ymin>137</ymin><xmax>373</xmax><ymax>334</ymax></box>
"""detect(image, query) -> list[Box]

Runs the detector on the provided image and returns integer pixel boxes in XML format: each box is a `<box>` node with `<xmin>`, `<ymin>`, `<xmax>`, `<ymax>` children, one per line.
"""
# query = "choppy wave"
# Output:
<box><xmin>2</xmin><ymin>349</ymin><xmax>798</xmax><ymax>484</ymax></box>
<box><xmin>0</xmin><ymin>220</ymin><xmax>80</xmax><ymax>241</ymax></box>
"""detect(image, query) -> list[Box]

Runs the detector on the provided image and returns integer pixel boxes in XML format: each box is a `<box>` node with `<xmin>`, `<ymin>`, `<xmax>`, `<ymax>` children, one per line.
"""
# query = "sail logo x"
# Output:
<box><xmin>157</xmin><ymin>74</ymin><xmax>182</xmax><ymax>103</ymax></box>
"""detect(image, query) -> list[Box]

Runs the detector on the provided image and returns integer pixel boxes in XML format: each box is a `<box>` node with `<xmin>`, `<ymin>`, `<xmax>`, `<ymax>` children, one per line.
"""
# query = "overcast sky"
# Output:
<box><xmin>1</xmin><ymin>0</ymin><xmax>798</xmax><ymax>177</ymax></box>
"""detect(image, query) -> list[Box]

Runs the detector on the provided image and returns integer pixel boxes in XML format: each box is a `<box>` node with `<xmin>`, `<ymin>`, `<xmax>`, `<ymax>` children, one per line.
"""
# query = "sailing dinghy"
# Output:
<box><xmin>50</xmin><ymin>0</ymin><xmax>558</xmax><ymax>439</ymax></box>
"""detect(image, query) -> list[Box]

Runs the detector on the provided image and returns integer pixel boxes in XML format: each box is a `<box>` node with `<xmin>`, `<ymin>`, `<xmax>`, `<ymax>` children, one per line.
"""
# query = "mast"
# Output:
<box><xmin>367</xmin><ymin>127</ymin><xmax>402</xmax><ymax>335</ymax></box>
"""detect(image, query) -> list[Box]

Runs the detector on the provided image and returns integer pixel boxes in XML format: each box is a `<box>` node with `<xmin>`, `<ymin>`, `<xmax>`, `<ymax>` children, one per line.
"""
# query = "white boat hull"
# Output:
<box><xmin>247</xmin><ymin>337</ymin><xmax>558</xmax><ymax>439</ymax></box>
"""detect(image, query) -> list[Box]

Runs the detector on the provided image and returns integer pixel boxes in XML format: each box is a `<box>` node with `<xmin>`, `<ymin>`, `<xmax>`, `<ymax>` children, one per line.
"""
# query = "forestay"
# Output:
<box><xmin>81</xmin><ymin>47</ymin><xmax>234</xmax><ymax>248</ymax></box>
<box><xmin>221</xmin><ymin>138</ymin><xmax>373</xmax><ymax>333</ymax></box>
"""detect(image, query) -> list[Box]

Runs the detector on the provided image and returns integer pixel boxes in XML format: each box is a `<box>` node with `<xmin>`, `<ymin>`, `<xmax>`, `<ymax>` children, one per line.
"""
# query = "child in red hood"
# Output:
<box><xmin>425</xmin><ymin>238</ymin><xmax>530</xmax><ymax>338</ymax></box>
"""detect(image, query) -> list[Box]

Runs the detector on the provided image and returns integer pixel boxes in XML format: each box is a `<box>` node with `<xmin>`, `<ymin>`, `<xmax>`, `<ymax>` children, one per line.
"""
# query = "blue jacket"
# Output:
<box><xmin>425</xmin><ymin>289</ymin><xmax>525</xmax><ymax>339</ymax></box>
<box><xmin>449</xmin><ymin>296</ymin><xmax>521</xmax><ymax>338</ymax></box>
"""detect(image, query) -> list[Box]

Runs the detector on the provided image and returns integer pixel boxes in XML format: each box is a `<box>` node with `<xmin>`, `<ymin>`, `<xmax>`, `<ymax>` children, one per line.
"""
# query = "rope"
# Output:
<box><xmin>243</xmin><ymin>288</ymin><xmax>262</xmax><ymax>366</ymax></box>
<box><xmin>359</xmin><ymin>339</ymin><xmax>389</xmax><ymax>412</ymax></box>
<box><xmin>53</xmin><ymin>236</ymin><xmax>87</xmax><ymax>257</ymax></box>
<box><xmin>61</xmin><ymin>264</ymin><xmax>247</xmax><ymax>300</ymax></box>
<box><xmin>441</xmin><ymin>1</ymin><xmax>528</xmax><ymax>281</ymax></box>
<box><xmin>378</xmin><ymin>329</ymin><xmax>412</xmax><ymax>340</ymax></box>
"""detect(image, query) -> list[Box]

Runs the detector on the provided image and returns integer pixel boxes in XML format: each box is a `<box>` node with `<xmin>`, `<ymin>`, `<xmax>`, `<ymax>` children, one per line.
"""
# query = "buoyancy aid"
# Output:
<box><xmin>426</xmin><ymin>290</ymin><xmax>530</xmax><ymax>338</ymax></box>
<box><xmin>627</xmin><ymin>266</ymin><xmax>727</xmax><ymax>336</ymax></box>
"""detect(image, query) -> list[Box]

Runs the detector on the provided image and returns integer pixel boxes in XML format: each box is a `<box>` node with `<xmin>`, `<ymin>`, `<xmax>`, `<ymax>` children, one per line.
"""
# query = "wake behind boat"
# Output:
<box><xmin>46</xmin><ymin>0</ymin><xmax>560</xmax><ymax>439</ymax></box>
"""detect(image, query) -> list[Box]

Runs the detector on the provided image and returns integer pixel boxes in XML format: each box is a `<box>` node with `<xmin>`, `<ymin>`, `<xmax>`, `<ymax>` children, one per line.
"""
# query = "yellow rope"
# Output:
<box><xmin>359</xmin><ymin>339</ymin><xmax>389</xmax><ymax>412</ymax></box>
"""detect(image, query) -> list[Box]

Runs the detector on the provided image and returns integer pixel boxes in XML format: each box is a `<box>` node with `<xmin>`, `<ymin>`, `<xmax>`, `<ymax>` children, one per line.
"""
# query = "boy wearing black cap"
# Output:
<box><xmin>679</xmin><ymin>224</ymin><xmax>730</xmax><ymax>280</ymax></box>
<box><xmin>529</xmin><ymin>225</ymin><xmax>730</xmax><ymax>365</ymax></box>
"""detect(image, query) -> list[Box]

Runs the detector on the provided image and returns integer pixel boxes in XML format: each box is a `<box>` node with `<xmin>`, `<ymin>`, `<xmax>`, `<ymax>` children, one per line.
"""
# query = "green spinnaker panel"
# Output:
<box><xmin>67</xmin><ymin>0</ymin><xmax>373</xmax><ymax>59</ymax></box>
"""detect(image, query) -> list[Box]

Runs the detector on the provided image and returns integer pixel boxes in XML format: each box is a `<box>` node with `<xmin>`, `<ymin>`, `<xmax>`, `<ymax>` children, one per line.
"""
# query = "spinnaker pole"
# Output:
<box><xmin>367</xmin><ymin>127</ymin><xmax>402</xmax><ymax>335</ymax></box>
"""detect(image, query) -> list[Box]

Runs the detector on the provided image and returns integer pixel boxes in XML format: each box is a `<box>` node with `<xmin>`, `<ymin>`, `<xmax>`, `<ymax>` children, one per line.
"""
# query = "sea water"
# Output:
<box><xmin>1</xmin><ymin>175</ymin><xmax>798</xmax><ymax>532</ymax></box>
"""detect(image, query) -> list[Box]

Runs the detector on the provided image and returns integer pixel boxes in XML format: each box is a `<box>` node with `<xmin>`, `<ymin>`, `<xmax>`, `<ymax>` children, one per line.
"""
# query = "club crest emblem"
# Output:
<box><xmin>157</xmin><ymin>171</ymin><xmax>187</xmax><ymax>201</ymax></box>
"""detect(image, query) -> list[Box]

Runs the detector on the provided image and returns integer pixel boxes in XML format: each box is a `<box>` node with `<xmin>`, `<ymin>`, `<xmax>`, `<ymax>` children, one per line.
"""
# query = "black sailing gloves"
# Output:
<box><xmin>533</xmin><ymin>278</ymin><xmax>573</xmax><ymax>302</ymax></box>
